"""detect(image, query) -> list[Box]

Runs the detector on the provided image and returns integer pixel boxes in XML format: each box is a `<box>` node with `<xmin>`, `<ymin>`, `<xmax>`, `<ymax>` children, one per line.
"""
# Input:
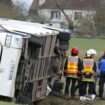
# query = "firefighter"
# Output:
<box><xmin>64</xmin><ymin>47</ymin><xmax>82</xmax><ymax>98</ymax></box>
<box><xmin>98</xmin><ymin>51</ymin><xmax>105</xmax><ymax>100</ymax></box>
<box><xmin>80</xmin><ymin>49</ymin><xmax>97</xmax><ymax>100</ymax></box>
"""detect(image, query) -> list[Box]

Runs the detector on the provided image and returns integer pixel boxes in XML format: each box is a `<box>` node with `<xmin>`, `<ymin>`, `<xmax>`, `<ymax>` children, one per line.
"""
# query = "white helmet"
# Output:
<box><xmin>86</xmin><ymin>49</ymin><xmax>97</xmax><ymax>57</ymax></box>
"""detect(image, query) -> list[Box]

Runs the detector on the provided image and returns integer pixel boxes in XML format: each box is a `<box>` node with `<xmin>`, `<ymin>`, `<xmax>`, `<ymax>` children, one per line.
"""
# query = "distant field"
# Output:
<box><xmin>67</xmin><ymin>37</ymin><xmax>105</xmax><ymax>61</ymax></box>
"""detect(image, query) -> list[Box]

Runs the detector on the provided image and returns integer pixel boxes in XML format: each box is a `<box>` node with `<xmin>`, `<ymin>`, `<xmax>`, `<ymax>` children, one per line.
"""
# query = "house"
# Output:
<box><xmin>30</xmin><ymin>0</ymin><xmax>103</xmax><ymax>28</ymax></box>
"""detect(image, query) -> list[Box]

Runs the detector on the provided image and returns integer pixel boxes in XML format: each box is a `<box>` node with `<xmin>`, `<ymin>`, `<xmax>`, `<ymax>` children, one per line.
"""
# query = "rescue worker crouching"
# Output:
<box><xmin>80</xmin><ymin>49</ymin><xmax>97</xmax><ymax>101</ymax></box>
<box><xmin>64</xmin><ymin>47</ymin><xmax>82</xmax><ymax>98</ymax></box>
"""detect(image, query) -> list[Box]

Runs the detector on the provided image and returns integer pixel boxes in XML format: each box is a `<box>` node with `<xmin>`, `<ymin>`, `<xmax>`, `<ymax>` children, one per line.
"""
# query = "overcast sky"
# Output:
<box><xmin>12</xmin><ymin>0</ymin><xmax>33</xmax><ymax>16</ymax></box>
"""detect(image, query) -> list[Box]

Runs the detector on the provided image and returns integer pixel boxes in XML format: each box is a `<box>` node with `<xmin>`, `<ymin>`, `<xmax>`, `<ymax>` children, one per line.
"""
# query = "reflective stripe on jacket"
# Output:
<box><xmin>66</xmin><ymin>56</ymin><xmax>78</xmax><ymax>78</ymax></box>
<box><xmin>82</xmin><ymin>78</ymin><xmax>95</xmax><ymax>82</ymax></box>
<box><xmin>82</xmin><ymin>58</ymin><xmax>94</xmax><ymax>82</ymax></box>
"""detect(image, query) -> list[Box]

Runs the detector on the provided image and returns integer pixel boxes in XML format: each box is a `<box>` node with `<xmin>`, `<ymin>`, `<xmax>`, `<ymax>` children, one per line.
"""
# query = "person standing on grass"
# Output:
<box><xmin>98</xmin><ymin>51</ymin><xmax>105</xmax><ymax>100</ymax></box>
<box><xmin>64</xmin><ymin>47</ymin><xmax>82</xmax><ymax>98</ymax></box>
<box><xmin>80</xmin><ymin>49</ymin><xmax>97</xmax><ymax>100</ymax></box>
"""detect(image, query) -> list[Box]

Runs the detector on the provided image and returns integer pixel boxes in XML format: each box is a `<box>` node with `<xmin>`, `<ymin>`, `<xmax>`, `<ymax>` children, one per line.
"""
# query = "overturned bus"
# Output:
<box><xmin>0</xmin><ymin>18</ymin><xmax>70</xmax><ymax>104</ymax></box>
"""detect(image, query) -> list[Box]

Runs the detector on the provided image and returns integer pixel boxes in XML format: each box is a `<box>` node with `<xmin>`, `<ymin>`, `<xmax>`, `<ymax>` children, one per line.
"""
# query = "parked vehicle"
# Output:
<box><xmin>0</xmin><ymin>18</ymin><xmax>70</xmax><ymax>104</ymax></box>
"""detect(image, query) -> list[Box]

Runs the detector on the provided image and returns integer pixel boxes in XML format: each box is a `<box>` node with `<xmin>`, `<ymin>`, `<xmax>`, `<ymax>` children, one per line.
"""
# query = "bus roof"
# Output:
<box><xmin>0</xmin><ymin>18</ymin><xmax>59</xmax><ymax>37</ymax></box>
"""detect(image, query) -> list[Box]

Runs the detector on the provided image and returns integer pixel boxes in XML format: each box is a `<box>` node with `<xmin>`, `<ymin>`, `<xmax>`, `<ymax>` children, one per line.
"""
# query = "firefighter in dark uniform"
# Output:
<box><xmin>80</xmin><ymin>49</ymin><xmax>97</xmax><ymax>100</ymax></box>
<box><xmin>64</xmin><ymin>47</ymin><xmax>82</xmax><ymax>98</ymax></box>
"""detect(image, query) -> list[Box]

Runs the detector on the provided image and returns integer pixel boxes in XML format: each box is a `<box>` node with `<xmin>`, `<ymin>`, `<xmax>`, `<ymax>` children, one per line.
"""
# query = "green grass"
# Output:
<box><xmin>67</xmin><ymin>37</ymin><xmax>105</xmax><ymax>61</ymax></box>
<box><xmin>0</xmin><ymin>101</ymin><xmax>19</xmax><ymax>105</ymax></box>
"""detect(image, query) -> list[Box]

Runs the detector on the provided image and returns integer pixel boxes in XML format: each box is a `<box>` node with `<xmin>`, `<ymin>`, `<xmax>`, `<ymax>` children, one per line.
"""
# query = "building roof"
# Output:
<box><xmin>40</xmin><ymin>0</ymin><xmax>101</xmax><ymax>10</ymax></box>
<box><xmin>39</xmin><ymin>0</ymin><xmax>102</xmax><ymax>10</ymax></box>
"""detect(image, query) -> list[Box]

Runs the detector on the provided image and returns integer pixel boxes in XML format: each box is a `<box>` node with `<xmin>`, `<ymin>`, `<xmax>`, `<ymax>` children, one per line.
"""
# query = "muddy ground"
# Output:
<box><xmin>37</xmin><ymin>94</ymin><xmax>105</xmax><ymax>105</ymax></box>
<box><xmin>37</xmin><ymin>78</ymin><xmax>105</xmax><ymax>105</ymax></box>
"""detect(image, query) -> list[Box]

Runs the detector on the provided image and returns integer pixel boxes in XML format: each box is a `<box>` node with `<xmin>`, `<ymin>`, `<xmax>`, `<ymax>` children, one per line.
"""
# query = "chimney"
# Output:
<box><xmin>39</xmin><ymin>0</ymin><xmax>46</xmax><ymax>6</ymax></box>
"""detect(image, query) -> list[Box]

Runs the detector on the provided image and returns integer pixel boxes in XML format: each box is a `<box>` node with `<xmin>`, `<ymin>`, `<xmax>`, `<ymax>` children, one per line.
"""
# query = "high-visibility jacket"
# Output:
<box><xmin>66</xmin><ymin>56</ymin><xmax>78</xmax><ymax>78</ymax></box>
<box><xmin>82</xmin><ymin>58</ymin><xmax>95</xmax><ymax>82</ymax></box>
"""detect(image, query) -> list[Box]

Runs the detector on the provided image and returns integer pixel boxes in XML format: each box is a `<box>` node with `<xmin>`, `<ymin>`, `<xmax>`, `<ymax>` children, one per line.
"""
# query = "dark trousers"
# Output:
<box><xmin>75</xmin><ymin>79</ymin><xmax>83</xmax><ymax>96</ymax></box>
<box><xmin>81</xmin><ymin>82</ymin><xmax>96</xmax><ymax>96</ymax></box>
<box><xmin>99</xmin><ymin>72</ymin><xmax>105</xmax><ymax>98</ymax></box>
<box><xmin>65</xmin><ymin>77</ymin><xmax>77</xmax><ymax>97</ymax></box>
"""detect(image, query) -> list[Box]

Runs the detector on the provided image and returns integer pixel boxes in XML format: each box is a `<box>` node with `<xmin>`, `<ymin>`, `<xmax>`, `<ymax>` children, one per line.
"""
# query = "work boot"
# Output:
<box><xmin>64</xmin><ymin>94</ymin><xmax>70</xmax><ymax>99</ymax></box>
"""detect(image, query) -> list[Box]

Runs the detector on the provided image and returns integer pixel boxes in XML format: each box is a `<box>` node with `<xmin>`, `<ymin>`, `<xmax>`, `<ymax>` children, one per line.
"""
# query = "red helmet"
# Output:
<box><xmin>71</xmin><ymin>47</ymin><xmax>79</xmax><ymax>54</ymax></box>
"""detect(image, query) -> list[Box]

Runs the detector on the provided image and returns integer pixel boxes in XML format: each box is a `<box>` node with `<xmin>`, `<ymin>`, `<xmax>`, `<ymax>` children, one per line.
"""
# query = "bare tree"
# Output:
<box><xmin>75</xmin><ymin>11</ymin><xmax>95</xmax><ymax>38</ymax></box>
<box><xmin>0</xmin><ymin>1</ymin><xmax>27</xmax><ymax>20</ymax></box>
<box><xmin>54</xmin><ymin>0</ymin><xmax>74</xmax><ymax>30</ymax></box>
<box><xmin>94</xmin><ymin>3</ymin><xmax>105</xmax><ymax>37</ymax></box>
<box><xmin>0</xmin><ymin>0</ymin><xmax>12</xmax><ymax>4</ymax></box>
